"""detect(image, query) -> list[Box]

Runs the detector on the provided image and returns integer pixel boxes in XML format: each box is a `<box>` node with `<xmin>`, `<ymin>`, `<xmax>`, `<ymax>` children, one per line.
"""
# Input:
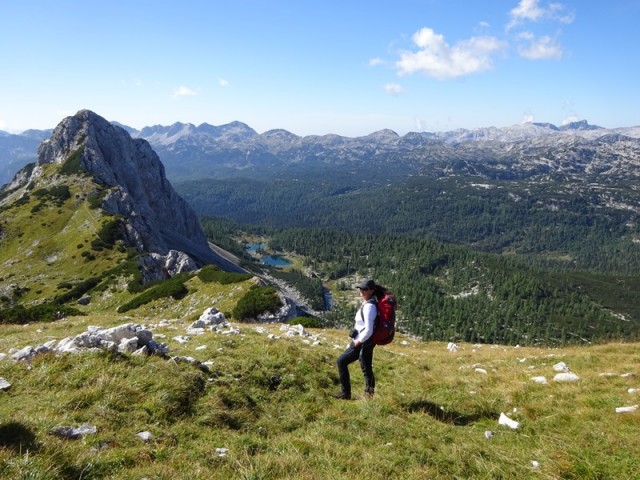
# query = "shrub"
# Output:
<box><xmin>87</xmin><ymin>189</ymin><xmax>107</xmax><ymax>209</ymax></box>
<box><xmin>287</xmin><ymin>316</ymin><xmax>323</xmax><ymax>329</ymax></box>
<box><xmin>54</xmin><ymin>277</ymin><xmax>101</xmax><ymax>304</ymax></box>
<box><xmin>0</xmin><ymin>303</ymin><xmax>83</xmax><ymax>324</ymax></box>
<box><xmin>60</xmin><ymin>147</ymin><xmax>85</xmax><ymax>175</ymax></box>
<box><xmin>117</xmin><ymin>274</ymin><xmax>191</xmax><ymax>313</ymax></box>
<box><xmin>232</xmin><ymin>286</ymin><xmax>283</xmax><ymax>321</ymax></box>
<box><xmin>91</xmin><ymin>219</ymin><xmax>123</xmax><ymax>250</ymax></box>
<box><xmin>197</xmin><ymin>265</ymin><xmax>252</xmax><ymax>285</ymax></box>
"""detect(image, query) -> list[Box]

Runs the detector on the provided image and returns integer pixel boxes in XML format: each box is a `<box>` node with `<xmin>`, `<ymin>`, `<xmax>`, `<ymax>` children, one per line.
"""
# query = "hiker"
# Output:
<box><xmin>333</xmin><ymin>278</ymin><xmax>378</xmax><ymax>400</ymax></box>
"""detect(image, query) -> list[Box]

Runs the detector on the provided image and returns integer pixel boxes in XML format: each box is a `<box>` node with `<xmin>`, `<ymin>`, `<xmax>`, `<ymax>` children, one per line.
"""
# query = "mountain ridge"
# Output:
<box><xmin>3</xmin><ymin>116</ymin><xmax>640</xmax><ymax>185</ymax></box>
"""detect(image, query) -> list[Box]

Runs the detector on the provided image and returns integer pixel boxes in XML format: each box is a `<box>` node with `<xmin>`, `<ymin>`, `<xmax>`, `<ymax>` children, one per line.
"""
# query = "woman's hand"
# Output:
<box><xmin>353</xmin><ymin>340</ymin><xmax>361</xmax><ymax>348</ymax></box>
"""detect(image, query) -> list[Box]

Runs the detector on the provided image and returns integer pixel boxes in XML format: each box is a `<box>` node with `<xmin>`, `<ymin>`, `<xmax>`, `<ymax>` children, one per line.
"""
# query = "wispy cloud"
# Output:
<box><xmin>517</xmin><ymin>32</ymin><xmax>563</xmax><ymax>59</ymax></box>
<box><xmin>369</xmin><ymin>57</ymin><xmax>383</xmax><ymax>67</ymax></box>
<box><xmin>521</xmin><ymin>113</ymin><xmax>535</xmax><ymax>123</ymax></box>
<box><xmin>384</xmin><ymin>83</ymin><xmax>404</xmax><ymax>95</ymax></box>
<box><xmin>218</xmin><ymin>78</ymin><xmax>229</xmax><ymax>87</ymax></box>
<box><xmin>395</xmin><ymin>27</ymin><xmax>505</xmax><ymax>79</ymax></box>
<box><xmin>562</xmin><ymin>114</ymin><xmax>580</xmax><ymax>125</ymax></box>
<box><xmin>172</xmin><ymin>86</ymin><xmax>197</xmax><ymax>98</ymax></box>
<box><xmin>507</xmin><ymin>0</ymin><xmax>575</xmax><ymax>30</ymax></box>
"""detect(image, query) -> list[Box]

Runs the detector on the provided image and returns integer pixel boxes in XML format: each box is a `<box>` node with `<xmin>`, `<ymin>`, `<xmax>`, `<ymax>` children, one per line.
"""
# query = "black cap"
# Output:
<box><xmin>356</xmin><ymin>278</ymin><xmax>376</xmax><ymax>290</ymax></box>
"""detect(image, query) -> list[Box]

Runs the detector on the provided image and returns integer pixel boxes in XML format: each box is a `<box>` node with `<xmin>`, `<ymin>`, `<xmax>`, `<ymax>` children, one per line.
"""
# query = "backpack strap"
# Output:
<box><xmin>359</xmin><ymin>298</ymin><xmax>378</xmax><ymax>330</ymax></box>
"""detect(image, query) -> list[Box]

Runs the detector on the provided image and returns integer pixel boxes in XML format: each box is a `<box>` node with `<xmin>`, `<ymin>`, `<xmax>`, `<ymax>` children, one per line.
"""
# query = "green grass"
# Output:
<box><xmin>1</xmin><ymin>315</ymin><xmax>640</xmax><ymax>479</ymax></box>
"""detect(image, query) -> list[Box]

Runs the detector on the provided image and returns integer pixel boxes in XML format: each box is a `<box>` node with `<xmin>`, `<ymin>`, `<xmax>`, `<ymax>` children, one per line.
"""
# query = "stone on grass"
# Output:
<box><xmin>553</xmin><ymin>362</ymin><xmax>569</xmax><ymax>372</ymax></box>
<box><xmin>498</xmin><ymin>412</ymin><xmax>520</xmax><ymax>429</ymax></box>
<box><xmin>50</xmin><ymin>424</ymin><xmax>97</xmax><ymax>439</ymax></box>
<box><xmin>554</xmin><ymin>372</ymin><xmax>580</xmax><ymax>383</ymax></box>
<box><xmin>531</xmin><ymin>376</ymin><xmax>548</xmax><ymax>385</ymax></box>
<box><xmin>136</xmin><ymin>431</ymin><xmax>153</xmax><ymax>442</ymax></box>
<box><xmin>0</xmin><ymin>377</ymin><xmax>11</xmax><ymax>391</ymax></box>
<box><xmin>615</xmin><ymin>405</ymin><xmax>639</xmax><ymax>413</ymax></box>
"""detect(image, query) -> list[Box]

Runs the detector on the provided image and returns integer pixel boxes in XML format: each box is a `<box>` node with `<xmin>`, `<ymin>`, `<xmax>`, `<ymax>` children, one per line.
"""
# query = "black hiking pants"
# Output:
<box><xmin>337</xmin><ymin>340</ymin><xmax>375</xmax><ymax>396</ymax></box>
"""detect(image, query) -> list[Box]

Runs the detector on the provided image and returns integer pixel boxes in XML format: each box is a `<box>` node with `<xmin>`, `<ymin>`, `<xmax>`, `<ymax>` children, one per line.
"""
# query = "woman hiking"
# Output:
<box><xmin>333</xmin><ymin>278</ymin><xmax>378</xmax><ymax>400</ymax></box>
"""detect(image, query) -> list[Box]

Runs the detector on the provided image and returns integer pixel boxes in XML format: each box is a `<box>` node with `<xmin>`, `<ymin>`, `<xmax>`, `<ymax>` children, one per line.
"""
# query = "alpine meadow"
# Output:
<box><xmin>1</xmin><ymin>107</ymin><xmax>640</xmax><ymax>479</ymax></box>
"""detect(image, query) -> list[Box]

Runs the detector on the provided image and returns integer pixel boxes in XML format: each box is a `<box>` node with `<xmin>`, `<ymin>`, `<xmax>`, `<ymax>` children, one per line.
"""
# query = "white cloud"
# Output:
<box><xmin>384</xmin><ymin>83</ymin><xmax>404</xmax><ymax>95</ymax></box>
<box><xmin>369</xmin><ymin>57</ymin><xmax>383</xmax><ymax>67</ymax></box>
<box><xmin>172</xmin><ymin>86</ymin><xmax>197</xmax><ymax>98</ymax></box>
<box><xmin>522</xmin><ymin>113</ymin><xmax>535</xmax><ymax>123</ymax></box>
<box><xmin>517</xmin><ymin>33</ymin><xmax>563</xmax><ymax>59</ymax></box>
<box><xmin>0</xmin><ymin>119</ymin><xmax>6</xmax><ymax>130</ymax></box>
<box><xmin>218</xmin><ymin>78</ymin><xmax>229</xmax><ymax>87</ymax></box>
<box><xmin>562</xmin><ymin>115</ymin><xmax>580</xmax><ymax>125</ymax></box>
<box><xmin>507</xmin><ymin>0</ymin><xmax>574</xmax><ymax>30</ymax></box>
<box><xmin>396</xmin><ymin>27</ymin><xmax>505</xmax><ymax>79</ymax></box>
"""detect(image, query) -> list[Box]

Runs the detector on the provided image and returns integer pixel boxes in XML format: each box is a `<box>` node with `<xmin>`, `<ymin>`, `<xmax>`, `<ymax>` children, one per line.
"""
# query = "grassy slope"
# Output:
<box><xmin>1</xmin><ymin>313</ymin><xmax>639</xmax><ymax>479</ymax></box>
<box><xmin>0</xmin><ymin>165</ymin><xmax>128</xmax><ymax>306</ymax></box>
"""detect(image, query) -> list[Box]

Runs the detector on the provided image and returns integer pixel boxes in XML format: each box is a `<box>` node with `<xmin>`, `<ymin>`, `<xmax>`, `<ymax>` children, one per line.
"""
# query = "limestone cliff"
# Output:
<box><xmin>34</xmin><ymin>109</ymin><xmax>244</xmax><ymax>274</ymax></box>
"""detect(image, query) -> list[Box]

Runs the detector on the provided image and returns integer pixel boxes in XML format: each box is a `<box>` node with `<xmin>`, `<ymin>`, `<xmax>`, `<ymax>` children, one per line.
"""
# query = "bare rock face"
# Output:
<box><xmin>35</xmin><ymin>110</ymin><xmax>245</xmax><ymax>273</ymax></box>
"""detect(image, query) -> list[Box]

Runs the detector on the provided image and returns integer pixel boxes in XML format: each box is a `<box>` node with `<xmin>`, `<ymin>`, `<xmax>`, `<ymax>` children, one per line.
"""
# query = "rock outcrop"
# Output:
<box><xmin>32</xmin><ymin>110</ymin><xmax>245</xmax><ymax>274</ymax></box>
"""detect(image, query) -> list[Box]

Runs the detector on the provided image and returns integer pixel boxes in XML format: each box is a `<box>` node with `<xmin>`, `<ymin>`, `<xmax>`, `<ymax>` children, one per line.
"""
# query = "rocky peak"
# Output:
<box><xmin>35</xmin><ymin>109</ymin><xmax>245</xmax><ymax>274</ymax></box>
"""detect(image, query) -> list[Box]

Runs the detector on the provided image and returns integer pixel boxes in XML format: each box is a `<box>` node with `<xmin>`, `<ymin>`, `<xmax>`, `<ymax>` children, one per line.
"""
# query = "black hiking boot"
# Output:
<box><xmin>332</xmin><ymin>391</ymin><xmax>351</xmax><ymax>400</ymax></box>
<box><xmin>364</xmin><ymin>387</ymin><xmax>375</xmax><ymax>399</ymax></box>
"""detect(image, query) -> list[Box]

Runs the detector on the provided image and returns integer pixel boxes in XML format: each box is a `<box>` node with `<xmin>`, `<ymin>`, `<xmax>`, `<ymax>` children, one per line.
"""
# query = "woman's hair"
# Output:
<box><xmin>373</xmin><ymin>284</ymin><xmax>388</xmax><ymax>298</ymax></box>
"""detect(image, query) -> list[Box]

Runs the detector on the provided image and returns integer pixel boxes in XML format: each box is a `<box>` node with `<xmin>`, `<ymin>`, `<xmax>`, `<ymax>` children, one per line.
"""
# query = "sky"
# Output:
<box><xmin>1</xmin><ymin>0</ymin><xmax>639</xmax><ymax>137</ymax></box>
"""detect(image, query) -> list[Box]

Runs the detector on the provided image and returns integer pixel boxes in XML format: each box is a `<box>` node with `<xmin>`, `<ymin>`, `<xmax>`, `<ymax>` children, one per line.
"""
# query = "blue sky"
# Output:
<box><xmin>1</xmin><ymin>0</ymin><xmax>639</xmax><ymax>136</ymax></box>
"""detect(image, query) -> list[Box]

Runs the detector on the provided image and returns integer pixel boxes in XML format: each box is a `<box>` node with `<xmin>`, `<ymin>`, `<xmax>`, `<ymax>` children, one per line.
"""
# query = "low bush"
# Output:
<box><xmin>232</xmin><ymin>286</ymin><xmax>283</xmax><ymax>321</ymax></box>
<box><xmin>117</xmin><ymin>274</ymin><xmax>191</xmax><ymax>313</ymax></box>
<box><xmin>287</xmin><ymin>316</ymin><xmax>323</xmax><ymax>329</ymax></box>
<box><xmin>91</xmin><ymin>219</ymin><xmax>123</xmax><ymax>250</ymax></box>
<box><xmin>0</xmin><ymin>303</ymin><xmax>83</xmax><ymax>324</ymax></box>
<box><xmin>197</xmin><ymin>265</ymin><xmax>252</xmax><ymax>285</ymax></box>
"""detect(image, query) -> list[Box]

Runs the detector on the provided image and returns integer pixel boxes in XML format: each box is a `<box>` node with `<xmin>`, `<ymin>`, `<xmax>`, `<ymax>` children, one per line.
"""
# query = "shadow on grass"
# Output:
<box><xmin>0</xmin><ymin>422</ymin><xmax>39</xmax><ymax>452</ymax></box>
<box><xmin>403</xmin><ymin>400</ymin><xmax>498</xmax><ymax>426</ymax></box>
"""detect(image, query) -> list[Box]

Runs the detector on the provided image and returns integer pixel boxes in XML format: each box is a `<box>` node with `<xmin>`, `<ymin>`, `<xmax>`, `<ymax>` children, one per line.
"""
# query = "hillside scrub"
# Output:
<box><xmin>1</xmin><ymin>317</ymin><xmax>640</xmax><ymax>479</ymax></box>
<box><xmin>232</xmin><ymin>286</ymin><xmax>283</xmax><ymax>321</ymax></box>
<box><xmin>117</xmin><ymin>274</ymin><xmax>192</xmax><ymax>313</ymax></box>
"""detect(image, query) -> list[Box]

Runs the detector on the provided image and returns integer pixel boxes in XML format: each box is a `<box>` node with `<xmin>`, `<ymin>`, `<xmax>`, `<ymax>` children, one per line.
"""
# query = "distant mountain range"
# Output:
<box><xmin>2</xmin><ymin>117</ymin><xmax>640</xmax><ymax>185</ymax></box>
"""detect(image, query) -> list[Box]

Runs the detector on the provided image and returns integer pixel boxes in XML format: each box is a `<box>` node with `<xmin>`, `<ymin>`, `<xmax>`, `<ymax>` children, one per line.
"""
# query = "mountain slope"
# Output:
<box><xmin>0</xmin><ymin>110</ymin><xmax>247</xmax><ymax>315</ymax></box>
<box><xmin>1</xmin><ymin>316</ymin><xmax>640</xmax><ymax>479</ymax></box>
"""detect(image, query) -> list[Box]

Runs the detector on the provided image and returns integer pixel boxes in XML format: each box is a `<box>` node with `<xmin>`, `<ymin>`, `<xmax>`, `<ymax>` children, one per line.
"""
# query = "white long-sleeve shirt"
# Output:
<box><xmin>354</xmin><ymin>299</ymin><xmax>377</xmax><ymax>344</ymax></box>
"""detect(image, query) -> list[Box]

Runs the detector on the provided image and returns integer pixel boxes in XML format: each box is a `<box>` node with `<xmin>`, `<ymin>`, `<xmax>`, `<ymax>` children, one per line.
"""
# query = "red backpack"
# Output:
<box><xmin>370</xmin><ymin>292</ymin><xmax>397</xmax><ymax>345</ymax></box>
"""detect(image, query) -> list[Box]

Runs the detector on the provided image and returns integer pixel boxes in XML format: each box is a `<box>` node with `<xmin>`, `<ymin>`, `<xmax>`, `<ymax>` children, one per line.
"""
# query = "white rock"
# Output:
<box><xmin>498</xmin><ymin>412</ymin><xmax>519</xmax><ymax>429</ymax></box>
<box><xmin>484</xmin><ymin>430</ymin><xmax>494</xmax><ymax>439</ymax></box>
<box><xmin>447</xmin><ymin>342</ymin><xmax>458</xmax><ymax>352</ymax></box>
<box><xmin>615</xmin><ymin>405</ymin><xmax>639</xmax><ymax>413</ymax></box>
<box><xmin>0</xmin><ymin>377</ymin><xmax>11</xmax><ymax>391</ymax></box>
<box><xmin>628</xmin><ymin>388</ymin><xmax>639</xmax><ymax>394</ymax></box>
<box><xmin>50</xmin><ymin>424</ymin><xmax>97</xmax><ymax>439</ymax></box>
<box><xmin>136</xmin><ymin>431</ymin><xmax>153</xmax><ymax>442</ymax></box>
<box><xmin>553</xmin><ymin>372</ymin><xmax>580</xmax><ymax>383</ymax></box>
<box><xmin>531</xmin><ymin>376</ymin><xmax>548</xmax><ymax>385</ymax></box>
<box><xmin>553</xmin><ymin>361</ymin><xmax>569</xmax><ymax>372</ymax></box>
<box><xmin>531</xmin><ymin>460</ymin><xmax>540</xmax><ymax>469</ymax></box>
<box><xmin>215</xmin><ymin>448</ymin><xmax>229</xmax><ymax>457</ymax></box>
<box><xmin>474</xmin><ymin>368</ymin><xmax>488</xmax><ymax>375</ymax></box>
<box><xmin>173</xmin><ymin>336</ymin><xmax>191</xmax><ymax>344</ymax></box>
<box><xmin>118</xmin><ymin>337</ymin><xmax>139</xmax><ymax>354</ymax></box>
<box><xmin>11</xmin><ymin>346</ymin><xmax>35</xmax><ymax>362</ymax></box>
